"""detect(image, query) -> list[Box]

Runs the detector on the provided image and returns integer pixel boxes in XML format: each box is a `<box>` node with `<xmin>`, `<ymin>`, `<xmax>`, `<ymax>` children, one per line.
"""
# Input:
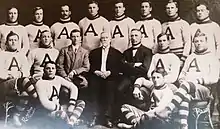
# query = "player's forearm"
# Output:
<box><xmin>134</xmin><ymin>77</ymin><xmax>153</xmax><ymax>89</ymax></box>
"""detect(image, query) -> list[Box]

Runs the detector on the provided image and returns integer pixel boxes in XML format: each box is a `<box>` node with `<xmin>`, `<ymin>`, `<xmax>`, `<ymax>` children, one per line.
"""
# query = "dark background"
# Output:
<box><xmin>0</xmin><ymin>0</ymin><xmax>220</xmax><ymax>26</ymax></box>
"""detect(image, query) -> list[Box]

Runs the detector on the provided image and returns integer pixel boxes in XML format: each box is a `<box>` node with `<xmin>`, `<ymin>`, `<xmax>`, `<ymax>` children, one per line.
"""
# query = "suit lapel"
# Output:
<box><xmin>67</xmin><ymin>46</ymin><xmax>76</xmax><ymax>72</ymax></box>
<box><xmin>96</xmin><ymin>48</ymin><xmax>102</xmax><ymax>70</ymax></box>
<box><xmin>106</xmin><ymin>47</ymin><xmax>112</xmax><ymax>67</ymax></box>
<box><xmin>67</xmin><ymin>46</ymin><xmax>74</xmax><ymax>63</ymax></box>
<box><xmin>134</xmin><ymin>46</ymin><xmax>142</xmax><ymax>61</ymax></box>
<box><xmin>73</xmin><ymin>46</ymin><xmax>82</xmax><ymax>68</ymax></box>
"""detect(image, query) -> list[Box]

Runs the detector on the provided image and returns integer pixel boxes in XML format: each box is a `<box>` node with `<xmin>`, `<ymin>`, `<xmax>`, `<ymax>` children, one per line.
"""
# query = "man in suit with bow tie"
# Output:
<box><xmin>56</xmin><ymin>29</ymin><xmax>90</xmax><ymax>101</ymax></box>
<box><xmin>88</xmin><ymin>32</ymin><xmax>123</xmax><ymax>128</ymax></box>
<box><xmin>114</xmin><ymin>28</ymin><xmax>153</xmax><ymax>121</ymax></box>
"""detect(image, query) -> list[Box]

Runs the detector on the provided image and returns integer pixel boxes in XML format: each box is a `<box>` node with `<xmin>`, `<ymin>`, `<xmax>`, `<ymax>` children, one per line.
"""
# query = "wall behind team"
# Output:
<box><xmin>0</xmin><ymin>0</ymin><xmax>219</xmax><ymax>26</ymax></box>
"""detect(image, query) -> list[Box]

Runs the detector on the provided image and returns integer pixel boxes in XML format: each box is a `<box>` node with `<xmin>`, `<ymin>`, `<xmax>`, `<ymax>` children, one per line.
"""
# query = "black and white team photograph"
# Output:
<box><xmin>0</xmin><ymin>0</ymin><xmax>219</xmax><ymax>129</ymax></box>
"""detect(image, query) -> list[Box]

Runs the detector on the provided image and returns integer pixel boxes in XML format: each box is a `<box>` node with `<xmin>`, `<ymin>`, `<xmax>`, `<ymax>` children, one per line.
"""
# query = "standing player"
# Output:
<box><xmin>190</xmin><ymin>2</ymin><xmax>220</xmax><ymax>120</ymax></box>
<box><xmin>190</xmin><ymin>2</ymin><xmax>220</xmax><ymax>58</ymax></box>
<box><xmin>162</xmin><ymin>0</ymin><xmax>191</xmax><ymax>65</ymax></box>
<box><xmin>51</xmin><ymin>4</ymin><xmax>80</xmax><ymax>50</ymax></box>
<box><xmin>79</xmin><ymin>0</ymin><xmax>110</xmax><ymax>51</ymax></box>
<box><xmin>109</xmin><ymin>0</ymin><xmax>135</xmax><ymax>53</ymax></box>
<box><xmin>25</xmin><ymin>7</ymin><xmax>50</xmax><ymax>50</ymax></box>
<box><xmin>136</xmin><ymin>0</ymin><xmax>161</xmax><ymax>53</ymax></box>
<box><xmin>35</xmin><ymin>61</ymin><xmax>85</xmax><ymax>127</ymax></box>
<box><xmin>0</xmin><ymin>7</ymin><xmax>29</xmax><ymax>55</ymax></box>
<box><xmin>28</xmin><ymin>30</ymin><xmax>59</xmax><ymax>80</ymax></box>
<box><xmin>147</xmin><ymin>33</ymin><xmax>180</xmax><ymax>84</ymax></box>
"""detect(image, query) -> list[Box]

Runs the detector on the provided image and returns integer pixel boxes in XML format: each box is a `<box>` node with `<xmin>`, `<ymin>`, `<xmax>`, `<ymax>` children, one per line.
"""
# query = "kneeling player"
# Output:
<box><xmin>35</xmin><ymin>61</ymin><xmax>85</xmax><ymax>127</ymax></box>
<box><xmin>117</xmin><ymin>68</ymin><xmax>176</xmax><ymax>129</ymax></box>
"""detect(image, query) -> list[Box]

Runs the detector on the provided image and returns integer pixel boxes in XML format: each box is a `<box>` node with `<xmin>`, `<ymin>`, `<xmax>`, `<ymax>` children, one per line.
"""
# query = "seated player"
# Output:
<box><xmin>156</xmin><ymin>31</ymin><xmax>220</xmax><ymax>129</ymax></box>
<box><xmin>28</xmin><ymin>30</ymin><xmax>59</xmax><ymax>80</ymax></box>
<box><xmin>134</xmin><ymin>33</ymin><xmax>180</xmax><ymax>90</ymax></box>
<box><xmin>0</xmin><ymin>31</ymin><xmax>37</xmax><ymax>127</ymax></box>
<box><xmin>35</xmin><ymin>61</ymin><xmax>85</xmax><ymax>127</ymax></box>
<box><xmin>117</xmin><ymin>68</ymin><xmax>176</xmax><ymax>129</ymax></box>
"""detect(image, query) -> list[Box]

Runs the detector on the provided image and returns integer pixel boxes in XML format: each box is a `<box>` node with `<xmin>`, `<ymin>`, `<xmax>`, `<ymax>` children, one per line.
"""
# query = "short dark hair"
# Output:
<box><xmin>140</xmin><ymin>0</ymin><xmax>152</xmax><ymax>8</ymax></box>
<box><xmin>151</xmin><ymin>67</ymin><xmax>168</xmax><ymax>77</ymax></box>
<box><xmin>60</xmin><ymin>4</ymin><xmax>71</xmax><ymax>12</ymax></box>
<box><xmin>33</xmin><ymin>6</ymin><xmax>43</xmax><ymax>14</ymax></box>
<box><xmin>6</xmin><ymin>31</ymin><xmax>19</xmax><ymax>42</ymax></box>
<box><xmin>195</xmin><ymin>1</ymin><xmax>209</xmax><ymax>10</ymax></box>
<box><xmin>70</xmin><ymin>29</ymin><xmax>81</xmax><ymax>37</ymax></box>
<box><xmin>166</xmin><ymin>0</ymin><xmax>178</xmax><ymax>8</ymax></box>
<box><xmin>87</xmin><ymin>0</ymin><xmax>99</xmax><ymax>6</ymax></box>
<box><xmin>61</xmin><ymin>4</ymin><xmax>70</xmax><ymax>8</ymax></box>
<box><xmin>157</xmin><ymin>33</ymin><xmax>168</xmax><ymax>41</ymax></box>
<box><xmin>44</xmin><ymin>61</ymin><xmax>57</xmax><ymax>69</ymax></box>
<box><xmin>40</xmin><ymin>30</ymin><xmax>51</xmax><ymax>39</ymax></box>
<box><xmin>114</xmin><ymin>0</ymin><xmax>125</xmax><ymax>6</ymax></box>
<box><xmin>7</xmin><ymin>7</ymin><xmax>18</xmax><ymax>12</ymax></box>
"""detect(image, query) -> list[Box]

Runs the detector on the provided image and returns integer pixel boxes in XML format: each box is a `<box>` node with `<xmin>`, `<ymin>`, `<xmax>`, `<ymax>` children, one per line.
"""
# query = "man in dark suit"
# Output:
<box><xmin>56</xmin><ymin>29</ymin><xmax>90</xmax><ymax>101</ymax></box>
<box><xmin>89</xmin><ymin>32</ymin><xmax>123</xmax><ymax>128</ymax></box>
<box><xmin>115</xmin><ymin>29</ymin><xmax>153</xmax><ymax>121</ymax></box>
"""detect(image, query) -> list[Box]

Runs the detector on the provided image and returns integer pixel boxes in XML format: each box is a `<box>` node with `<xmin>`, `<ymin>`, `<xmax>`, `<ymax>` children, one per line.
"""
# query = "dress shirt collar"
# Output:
<box><xmin>72</xmin><ymin>45</ymin><xmax>80</xmax><ymax>52</ymax></box>
<box><xmin>102</xmin><ymin>45</ymin><xmax>110</xmax><ymax>50</ymax></box>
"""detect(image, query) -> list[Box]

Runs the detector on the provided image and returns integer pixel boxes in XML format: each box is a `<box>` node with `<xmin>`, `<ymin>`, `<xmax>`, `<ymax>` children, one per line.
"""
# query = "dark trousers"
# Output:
<box><xmin>89</xmin><ymin>75</ymin><xmax>117</xmax><ymax>119</ymax></box>
<box><xmin>114</xmin><ymin>76</ymin><xmax>136</xmax><ymax>119</ymax></box>
<box><xmin>114</xmin><ymin>76</ymin><xmax>151</xmax><ymax>120</ymax></box>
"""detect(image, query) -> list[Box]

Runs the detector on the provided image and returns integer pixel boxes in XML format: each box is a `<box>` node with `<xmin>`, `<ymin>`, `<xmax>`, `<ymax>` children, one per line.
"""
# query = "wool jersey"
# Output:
<box><xmin>147</xmin><ymin>52</ymin><xmax>180</xmax><ymax>84</ymax></box>
<box><xmin>0</xmin><ymin>51</ymin><xmax>29</xmax><ymax>78</ymax></box>
<box><xmin>150</xmin><ymin>84</ymin><xmax>174</xmax><ymax>112</ymax></box>
<box><xmin>190</xmin><ymin>20</ymin><xmax>220</xmax><ymax>59</ymax></box>
<box><xmin>136</xmin><ymin>18</ymin><xmax>161</xmax><ymax>53</ymax></box>
<box><xmin>110</xmin><ymin>16</ymin><xmax>135</xmax><ymax>52</ymax></box>
<box><xmin>0</xmin><ymin>23</ymin><xmax>29</xmax><ymax>55</ymax></box>
<box><xmin>35</xmin><ymin>75</ymin><xmax>78</xmax><ymax>111</ymax></box>
<box><xmin>79</xmin><ymin>16</ymin><xmax>110</xmax><ymax>51</ymax></box>
<box><xmin>25</xmin><ymin>23</ymin><xmax>50</xmax><ymax>50</ymax></box>
<box><xmin>28</xmin><ymin>48</ymin><xmax>59</xmax><ymax>78</ymax></box>
<box><xmin>179</xmin><ymin>52</ymin><xmax>219</xmax><ymax>85</ymax></box>
<box><xmin>51</xmin><ymin>21</ymin><xmax>80</xmax><ymax>50</ymax></box>
<box><xmin>162</xmin><ymin>18</ymin><xmax>191</xmax><ymax>60</ymax></box>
